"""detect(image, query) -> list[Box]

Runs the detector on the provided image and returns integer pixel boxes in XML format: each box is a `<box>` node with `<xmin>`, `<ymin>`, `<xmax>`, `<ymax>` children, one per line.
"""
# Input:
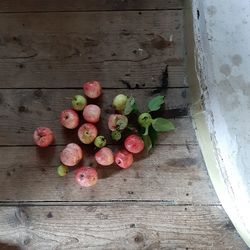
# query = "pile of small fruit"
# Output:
<box><xmin>33</xmin><ymin>81</ymin><xmax>174</xmax><ymax>187</ymax></box>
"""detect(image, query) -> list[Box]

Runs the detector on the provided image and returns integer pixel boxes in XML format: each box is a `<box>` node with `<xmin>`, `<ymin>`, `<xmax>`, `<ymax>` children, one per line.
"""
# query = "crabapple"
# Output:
<box><xmin>72</xmin><ymin>95</ymin><xmax>87</xmax><ymax>111</ymax></box>
<box><xmin>60</xmin><ymin>109</ymin><xmax>79</xmax><ymax>129</ymax></box>
<box><xmin>75</xmin><ymin>167</ymin><xmax>98</xmax><ymax>187</ymax></box>
<box><xmin>108</xmin><ymin>114</ymin><xmax>128</xmax><ymax>131</ymax></box>
<box><xmin>124</xmin><ymin>134</ymin><xmax>144</xmax><ymax>154</ymax></box>
<box><xmin>112</xmin><ymin>94</ymin><xmax>128</xmax><ymax>113</ymax></box>
<box><xmin>138</xmin><ymin>112</ymin><xmax>152</xmax><ymax>128</ymax></box>
<box><xmin>57</xmin><ymin>165</ymin><xmax>69</xmax><ymax>177</ymax></box>
<box><xmin>83</xmin><ymin>80</ymin><xmax>102</xmax><ymax>99</ymax></box>
<box><xmin>95</xmin><ymin>147</ymin><xmax>114</xmax><ymax>166</ymax></box>
<box><xmin>114</xmin><ymin>149</ymin><xmax>133</xmax><ymax>169</ymax></box>
<box><xmin>94</xmin><ymin>135</ymin><xmax>107</xmax><ymax>148</ymax></box>
<box><xmin>33</xmin><ymin>127</ymin><xmax>54</xmax><ymax>147</ymax></box>
<box><xmin>78</xmin><ymin>123</ymin><xmax>98</xmax><ymax>144</ymax></box>
<box><xmin>111</xmin><ymin>130</ymin><xmax>122</xmax><ymax>141</ymax></box>
<box><xmin>83</xmin><ymin>104</ymin><xmax>101</xmax><ymax>123</ymax></box>
<box><xmin>60</xmin><ymin>143</ymin><xmax>83</xmax><ymax>167</ymax></box>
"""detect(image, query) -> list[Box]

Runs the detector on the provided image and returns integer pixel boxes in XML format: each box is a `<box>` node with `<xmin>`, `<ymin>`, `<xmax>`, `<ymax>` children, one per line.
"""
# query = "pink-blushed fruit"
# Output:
<box><xmin>75</xmin><ymin>167</ymin><xmax>98</xmax><ymax>187</ymax></box>
<box><xmin>78</xmin><ymin>123</ymin><xmax>98</xmax><ymax>144</ymax></box>
<box><xmin>33</xmin><ymin>127</ymin><xmax>54</xmax><ymax>147</ymax></box>
<box><xmin>60</xmin><ymin>109</ymin><xmax>79</xmax><ymax>129</ymax></box>
<box><xmin>83</xmin><ymin>104</ymin><xmax>101</xmax><ymax>123</ymax></box>
<box><xmin>124</xmin><ymin>134</ymin><xmax>144</xmax><ymax>154</ymax></box>
<box><xmin>95</xmin><ymin>147</ymin><xmax>114</xmax><ymax>166</ymax></box>
<box><xmin>72</xmin><ymin>95</ymin><xmax>87</xmax><ymax>111</ymax></box>
<box><xmin>112</xmin><ymin>94</ymin><xmax>128</xmax><ymax>112</ymax></box>
<box><xmin>114</xmin><ymin>149</ymin><xmax>133</xmax><ymax>169</ymax></box>
<box><xmin>108</xmin><ymin>114</ymin><xmax>128</xmax><ymax>131</ymax></box>
<box><xmin>60</xmin><ymin>143</ymin><xmax>83</xmax><ymax>167</ymax></box>
<box><xmin>83</xmin><ymin>80</ymin><xmax>102</xmax><ymax>99</ymax></box>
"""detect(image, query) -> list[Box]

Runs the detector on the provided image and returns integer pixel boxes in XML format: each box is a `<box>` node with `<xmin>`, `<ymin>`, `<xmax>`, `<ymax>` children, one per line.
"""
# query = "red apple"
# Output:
<box><xmin>114</xmin><ymin>149</ymin><xmax>133</xmax><ymax>169</ymax></box>
<box><xmin>83</xmin><ymin>104</ymin><xmax>101</xmax><ymax>123</ymax></box>
<box><xmin>60</xmin><ymin>109</ymin><xmax>79</xmax><ymax>129</ymax></box>
<box><xmin>33</xmin><ymin>127</ymin><xmax>54</xmax><ymax>147</ymax></box>
<box><xmin>60</xmin><ymin>143</ymin><xmax>83</xmax><ymax>167</ymax></box>
<box><xmin>78</xmin><ymin>123</ymin><xmax>98</xmax><ymax>144</ymax></box>
<box><xmin>95</xmin><ymin>147</ymin><xmax>114</xmax><ymax>166</ymax></box>
<box><xmin>75</xmin><ymin>167</ymin><xmax>98</xmax><ymax>187</ymax></box>
<box><xmin>83</xmin><ymin>80</ymin><xmax>102</xmax><ymax>99</ymax></box>
<box><xmin>124</xmin><ymin>134</ymin><xmax>144</xmax><ymax>154</ymax></box>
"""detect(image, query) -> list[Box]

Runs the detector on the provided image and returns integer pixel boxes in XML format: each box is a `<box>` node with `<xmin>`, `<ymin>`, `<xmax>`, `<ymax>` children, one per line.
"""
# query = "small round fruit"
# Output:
<box><xmin>108</xmin><ymin>114</ymin><xmax>128</xmax><ymax>131</ymax></box>
<box><xmin>83</xmin><ymin>104</ymin><xmax>101</xmax><ymax>123</ymax></box>
<box><xmin>138</xmin><ymin>112</ymin><xmax>152</xmax><ymax>128</ymax></box>
<box><xmin>124</xmin><ymin>134</ymin><xmax>144</xmax><ymax>154</ymax></box>
<box><xmin>78</xmin><ymin>123</ymin><xmax>98</xmax><ymax>144</ymax></box>
<box><xmin>75</xmin><ymin>167</ymin><xmax>98</xmax><ymax>187</ymax></box>
<box><xmin>83</xmin><ymin>80</ymin><xmax>102</xmax><ymax>99</ymax></box>
<box><xmin>60</xmin><ymin>109</ymin><xmax>79</xmax><ymax>129</ymax></box>
<box><xmin>60</xmin><ymin>143</ymin><xmax>83</xmax><ymax>167</ymax></box>
<box><xmin>95</xmin><ymin>147</ymin><xmax>114</xmax><ymax>166</ymax></box>
<box><xmin>57</xmin><ymin>165</ymin><xmax>69</xmax><ymax>176</ymax></box>
<box><xmin>112</xmin><ymin>94</ymin><xmax>128</xmax><ymax>112</ymax></box>
<box><xmin>94</xmin><ymin>135</ymin><xmax>107</xmax><ymax>148</ymax></box>
<box><xmin>33</xmin><ymin>127</ymin><xmax>54</xmax><ymax>147</ymax></box>
<box><xmin>111</xmin><ymin>130</ymin><xmax>122</xmax><ymax>141</ymax></box>
<box><xmin>72</xmin><ymin>95</ymin><xmax>87</xmax><ymax>111</ymax></box>
<box><xmin>115</xmin><ymin>149</ymin><xmax>133</xmax><ymax>169</ymax></box>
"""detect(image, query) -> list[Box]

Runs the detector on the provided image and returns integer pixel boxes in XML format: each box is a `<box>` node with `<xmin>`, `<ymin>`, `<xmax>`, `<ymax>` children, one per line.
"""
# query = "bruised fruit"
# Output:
<box><xmin>95</xmin><ymin>147</ymin><xmax>114</xmax><ymax>166</ymax></box>
<box><xmin>115</xmin><ymin>149</ymin><xmax>133</xmax><ymax>169</ymax></box>
<box><xmin>83</xmin><ymin>80</ymin><xmax>102</xmax><ymax>99</ymax></box>
<box><xmin>75</xmin><ymin>167</ymin><xmax>98</xmax><ymax>187</ymax></box>
<box><xmin>108</xmin><ymin>114</ymin><xmax>128</xmax><ymax>131</ymax></box>
<box><xmin>33</xmin><ymin>127</ymin><xmax>54</xmax><ymax>147</ymax></box>
<box><xmin>60</xmin><ymin>109</ymin><xmax>79</xmax><ymax>129</ymax></box>
<box><xmin>57</xmin><ymin>165</ymin><xmax>69</xmax><ymax>176</ymax></box>
<box><xmin>78</xmin><ymin>123</ymin><xmax>98</xmax><ymax>144</ymax></box>
<box><xmin>60</xmin><ymin>143</ymin><xmax>83</xmax><ymax>167</ymax></box>
<box><xmin>72</xmin><ymin>95</ymin><xmax>87</xmax><ymax>111</ymax></box>
<box><xmin>94</xmin><ymin>135</ymin><xmax>107</xmax><ymax>148</ymax></box>
<box><xmin>124</xmin><ymin>134</ymin><xmax>144</xmax><ymax>154</ymax></box>
<box><xmin>112</xmin><ymin>94</ymin><xmax>128</xmax><ymax>112</ymax></box>
<box><xmin>83</xmin><ymin>104</ymin><xmax>101</xmax><ymax>123</ymax></box>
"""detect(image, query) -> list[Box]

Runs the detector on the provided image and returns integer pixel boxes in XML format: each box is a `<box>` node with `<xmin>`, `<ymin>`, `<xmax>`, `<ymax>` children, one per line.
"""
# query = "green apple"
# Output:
<box><xmin>94</xmin><ymin>135</ymin><xmax>107</xmax><ymax>148</ymax></box>
<box><xmin>72</xmin><ymin>95</ymin><xmax>87</xmax><ymax>111</ymax></box>
<box><xmin>112</xmin><ymin>94</ymin><xmax>128</xmax><ymax>112</ymax></box>
<box><xmin>57</xmin><ymin>165</ymin><xmax>69</xmax><ymax>177</ymax></box>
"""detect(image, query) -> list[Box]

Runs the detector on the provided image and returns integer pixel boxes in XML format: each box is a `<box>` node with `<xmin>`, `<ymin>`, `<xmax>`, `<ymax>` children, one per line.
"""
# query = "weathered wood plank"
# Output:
<box><xmin>0</xmin><ymin>145</ymin><xmax>218</xmax><ymax>203</ymax></box>
<box><xmin>0</xmin><ymin>0</ymin><xmax>183</xmax><ymax>13</ymax></box>
<box><xmin>0</xmin><ymin>11</ymin><xmax>185</xmax><ymax>88</ymax></box>
<box><xmin>0</xmin><ymin>88</ymin><xmax>191</xmax><ymax>146</ymax></box>
<box><xmin>0</xmin><ymin>205</ymin><xmax>247</xmax><ymax>249</ymax></box>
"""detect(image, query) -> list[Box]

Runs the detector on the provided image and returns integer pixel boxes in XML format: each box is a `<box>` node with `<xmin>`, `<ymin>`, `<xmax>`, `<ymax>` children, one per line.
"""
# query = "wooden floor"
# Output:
<box><xmin>0</xmin><ymin>1</ymin><xmax>248</xmax><ymax>249</ymax></box>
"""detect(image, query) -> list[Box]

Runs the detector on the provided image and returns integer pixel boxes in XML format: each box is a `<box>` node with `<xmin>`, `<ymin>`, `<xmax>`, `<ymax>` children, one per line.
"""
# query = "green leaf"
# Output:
<box><xmin>142</xmin><ymin>134</ymin><xmax>152</xmax><ymax>153</ymax></box>
<box><xmin>149</xmin><ymin>126</ymin><xmax>158</xmax><ymax>146</ymax></box>
<box><xmin>152</xmin><ymin>118</ymin><xmax>175</xmax><ymax>132</ymax></box>
<box><xmin>124</xmin><ymin>96</ymin><xmax>136</xmax><ymax>115</ymax></box>
<box><xmin>148</xmin><ymin>96</ymin><xmax>165</xmax><ymax>112</ymax></box>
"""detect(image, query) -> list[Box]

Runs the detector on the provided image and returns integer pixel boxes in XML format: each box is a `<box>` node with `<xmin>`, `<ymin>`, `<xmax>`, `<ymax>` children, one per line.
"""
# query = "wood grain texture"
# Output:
<box><xmin>0</xmin><ymin>205</ymin><xmax>247</xmax><ymax>250</ymax></box>
<box><xmin>0</xmin><ymin>0</ymin><xmax>183</xmax><ymax>12</ymax></box>
<box><xmin>0</xmin><ymin>88</ymin><xmax>190</xmax><ymax>146</ymax></box>
<box><xmin>0</xmin><ymin>145</ymin><xmax>218</xmax><ymax>203</ymax></box>
<box><xmin>0</xmin><ymin>11</ymin><xmax>185</xmax><ymax>88</ymax></box>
